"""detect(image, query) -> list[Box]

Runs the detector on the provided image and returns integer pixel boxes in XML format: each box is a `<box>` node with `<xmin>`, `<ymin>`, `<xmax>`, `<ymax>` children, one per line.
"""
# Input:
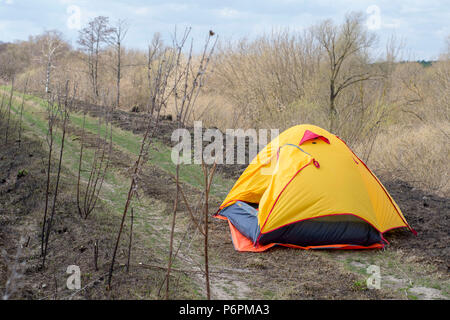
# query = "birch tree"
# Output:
<box><xmin>37</xmin><ymin>30</ymin><xmax>67</xmax><ymax>94</ymax></box>
<box><xmin>78</xmin><ymin>16</ymin><xmax>114</xmax><ymax>102</ymax></box>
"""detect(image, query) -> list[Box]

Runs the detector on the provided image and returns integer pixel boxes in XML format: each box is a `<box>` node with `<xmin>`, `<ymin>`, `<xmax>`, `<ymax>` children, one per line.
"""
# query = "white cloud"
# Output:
<box><xmin>382</xmin><ymin>18</ymin><xmax>402</xmax><ymax>29</ymax></box>
<box><xmin>132</xmin><ymin>6</ymin><xmax>150</xmax><ymax>16</ymax></box>
<box><xmin>216</xmin><ymin>7</ymin><xmax>241</xmax><ymax>19</ymax></box>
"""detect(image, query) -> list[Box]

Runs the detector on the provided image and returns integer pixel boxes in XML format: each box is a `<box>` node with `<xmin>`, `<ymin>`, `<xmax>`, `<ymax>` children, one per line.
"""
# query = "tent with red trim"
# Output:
<box><xmin>215</xmin><ymin>124</ymin><xmax>415</xmax><ymax>252</ymax></box>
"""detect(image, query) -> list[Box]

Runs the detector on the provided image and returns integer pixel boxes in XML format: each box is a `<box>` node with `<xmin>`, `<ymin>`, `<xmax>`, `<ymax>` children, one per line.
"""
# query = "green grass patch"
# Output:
<box><xmin>1</xmin><ymin>86</ymin><xmax>234</xmax><ymax>199</ymax></box>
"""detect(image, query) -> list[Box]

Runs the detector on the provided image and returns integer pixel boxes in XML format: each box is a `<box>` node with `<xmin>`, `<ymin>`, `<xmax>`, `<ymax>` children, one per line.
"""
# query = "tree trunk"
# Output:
<box><xmin>45</xmin><ymin>58</ymin><xmax>51</xmax><ymax>94</ymax></box>
<box><xmin>329</xmin><ymin>81</ymin><xmax>337</xmax><ymax>133</ymax></box>
<box><xmin>5</xmin><ymin>77</ymin><xmax>15</xmax><ymax>144</ymax></box>
<box><xmin>116</xmin><ymin>42</ymin><xmax>121</xmax><ymax>109</ymax></box>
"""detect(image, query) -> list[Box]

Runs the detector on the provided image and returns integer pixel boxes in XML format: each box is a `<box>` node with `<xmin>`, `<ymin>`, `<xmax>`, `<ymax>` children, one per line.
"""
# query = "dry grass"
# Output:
<box><xmin>366</xmin><ymin>122</ymin><xmax>449</xmax><ymax>197</ymax></box>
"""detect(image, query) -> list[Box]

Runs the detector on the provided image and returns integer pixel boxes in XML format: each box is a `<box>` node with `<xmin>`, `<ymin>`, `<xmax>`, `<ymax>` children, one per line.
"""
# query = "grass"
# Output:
<box><xmin>366</xmin><ymin>122</ymin><xmax>449</xmax><ymax>197</ymax></box>
<box><xmin>327</xmin><ymin>248</ymin><xmax>450</xmax><ymax>298</ymax></box>
<box><xmin>262</xmin><ymin>289</ymin><xmax>276</xmax><ymax>299</ymax></box>
<box><xmin>352</xmin><ymin>280</ymin><xmax>366</xmax><ymax>291</ymax></box>
<box><xmin>17</xmin><ymin>169</ymin><xmax>28</xmax><ymax>178</ymax></box>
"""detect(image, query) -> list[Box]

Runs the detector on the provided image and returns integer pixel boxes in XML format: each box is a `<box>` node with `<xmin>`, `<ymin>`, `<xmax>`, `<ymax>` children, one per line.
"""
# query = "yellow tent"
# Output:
<box><xmin>215</xmin><ymin>124</ymin><xmax>415</xmax><ymax>252</ymax></box>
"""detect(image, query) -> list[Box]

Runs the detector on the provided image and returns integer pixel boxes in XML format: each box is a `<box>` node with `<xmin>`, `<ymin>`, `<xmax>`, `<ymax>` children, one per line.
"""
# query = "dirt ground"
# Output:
<box><xmin>382</xmin><ymin>180</ymin><xmax>449</xmax><ymax>271</ymax></box>
<box><xmin>0</xmin><ymin>99</ymin><xmax>448</xmax><ymax>300</ymax></box>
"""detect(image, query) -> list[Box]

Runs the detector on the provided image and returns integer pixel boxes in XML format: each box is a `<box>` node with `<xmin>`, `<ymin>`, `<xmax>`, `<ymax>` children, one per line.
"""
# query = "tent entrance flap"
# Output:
<box><xmin>219</xmin><ymin>201</ymin><xmax>260</xmax><ymax>243</ymax></box>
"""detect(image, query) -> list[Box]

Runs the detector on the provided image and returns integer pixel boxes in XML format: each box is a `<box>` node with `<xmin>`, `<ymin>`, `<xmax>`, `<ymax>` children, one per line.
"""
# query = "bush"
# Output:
<box><xmin>366</xmin><ymin>123</ymin><xmax>449</xmax><ymax>197</ymax></box>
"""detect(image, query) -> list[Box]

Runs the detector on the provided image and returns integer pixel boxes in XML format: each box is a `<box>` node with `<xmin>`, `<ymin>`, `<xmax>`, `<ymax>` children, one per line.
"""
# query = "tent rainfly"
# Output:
<box><xmin>215</xmin><ymin>124</ymin><xmax>416</xmax><ymax>252</ymax></box>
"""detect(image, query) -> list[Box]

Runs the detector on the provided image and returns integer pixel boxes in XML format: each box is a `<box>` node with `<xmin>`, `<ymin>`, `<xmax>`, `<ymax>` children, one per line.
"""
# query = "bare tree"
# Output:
<box><xmin>36</xmin><ymin>30</ymin><xmax>68</xmax><ymax>94</ymax></box>
<box><xmin>173</xmin><ymin>29</ymin><xmax>218</xmax><ymax>125</ymax></box>
<box><xmin>18</xmin><ymin>76</ymin><xmax>29</xmax><ymax>146</ymax></box>
<box><xmin>165</xmin><ymin>28</ymin><xmax>217</xmax><ymax>299</ymax></box>
<box><xmin>107</xmin><ymin>35</ymin><xmax>176</xmax><ymax>289</ymax></box>
<box><xmin>108</xmin><ymin>19</ymin><xmax>129</xmax><ymax>109</ymax></box>
<box><xmin>41</xmin><ymin>93</ymin><xmax>57</xmax><ymax>260</ymax></box>
<box><xmin>107</xmin><ymin>29</ymin><xmax>217</xmax><ymax>290</ymax></box>
<box><xmin>0</xmin><ymin>93</ymin><xmax>6</xmax><ymax>119</ymax></box>
<box><xmin>312</xmin><ymin>12</ymin><xmax>378</xmax><ymax>132</ymax></box>
<box><xmin>200</xmin><ymin>160</ymin><xmax>216</xmax><ymax>300</ymax></box>
<box><xmin>126</xmin><ymin>207</ymin><xmax>134</xmax><ymax>273</ymax></box>
<box><xmin>0</xmin><ymin>44</ymin><xmax>23</xmax><ymax>144</ymax></box>
<box><xmin>78</xmin><ymin>16</ymin><xmax>114</xmax><ymax>101</ymax></box>
<box><xmin>4</xmin><ymin>77</ymin><xmax>14</xmax><ymax>144</ymax></box>
<box><xmin>76</xmin><ymin>99</ymin><xmax>113</xmax><ymax>220</ymax></box>
<box><xmin>211</xmin><ymin>29</ymin><xmax>321</xmax><ymax>130</ymax></box>
<box><xmin>41</xmin><ymin>81</ymin><xmax>75</xmax><ymax>268</ymax></box>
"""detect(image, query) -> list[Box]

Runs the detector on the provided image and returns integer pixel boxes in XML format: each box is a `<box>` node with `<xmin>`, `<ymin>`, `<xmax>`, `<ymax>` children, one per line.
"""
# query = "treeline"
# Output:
<box><xmin>0</xmin><ymin>16</ymin><xmax>149</xmax><ymax>110</ymax></box>
<box><xmin>0</xmin><ymin>12</ymin><xmax>449</xmax><ymax>195</ymax></box>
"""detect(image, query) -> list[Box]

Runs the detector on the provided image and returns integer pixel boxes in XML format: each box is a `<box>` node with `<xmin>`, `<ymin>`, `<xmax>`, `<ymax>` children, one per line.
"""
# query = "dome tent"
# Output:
<box><xmin>215</xmin><ymin>124</ymin><xmax>416</xmax><ymax>252</ymax></box>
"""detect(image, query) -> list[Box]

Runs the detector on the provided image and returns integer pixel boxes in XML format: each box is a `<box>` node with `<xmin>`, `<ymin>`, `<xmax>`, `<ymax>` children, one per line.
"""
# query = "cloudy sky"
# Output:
<box><xmin>0</xmin><ymin>0</ymin><xmax>449</xmax><ymax>59</ymax></box>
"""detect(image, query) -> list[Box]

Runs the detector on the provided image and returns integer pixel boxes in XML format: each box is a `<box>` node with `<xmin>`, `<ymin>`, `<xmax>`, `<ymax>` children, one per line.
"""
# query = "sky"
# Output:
<box><xmin>0</xmin><ymin>0</ymin><xmax>449</xmax><ymax>60</ymax></box>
